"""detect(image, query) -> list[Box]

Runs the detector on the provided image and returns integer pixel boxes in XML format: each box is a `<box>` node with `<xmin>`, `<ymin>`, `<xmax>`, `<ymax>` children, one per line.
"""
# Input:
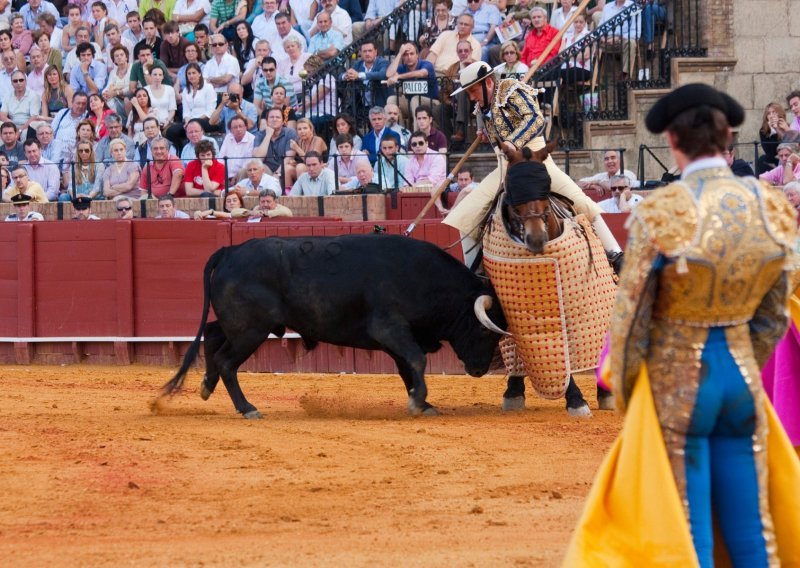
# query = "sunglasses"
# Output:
<box><xmin>410</xmin><ymin>141</ymin><xmax>425</xmax><ymax>147</ymax></box>
<box><xmin>211</xmin><ymin>42</ymin><xmax>226</xmax><ymax>47</ymax></box>
<box><xmin>610</xmin><ymin>186</ymin><xmax>628</xmax><ymax>191</ymax></box>
<box><xmin>78</xmin><ymin>148</ymin><xmax>91</xmax><ymax>153</ymax></box>
<box><xmin>263</xmin><ymin>67</ymin><xmax>276</xmax><ymax>72</ymax></box>
<box><xmin>503</xmin><ymin>51</ymin><xmax>516</xmax><ymax>55</ymax></box>
<box><xmin>117</xmin><ymin>206</ymin><xmax>132</xmax><ymax>212</ymax></box>
<box><xmin>11</xmin><ymin>78</ymin><xmax>24</xmax><ymax>83</ymax></box>
<box><xmin>468</xmin><ymin>0</ymin><xmax>480</xmax><ymax>3</ymax></box>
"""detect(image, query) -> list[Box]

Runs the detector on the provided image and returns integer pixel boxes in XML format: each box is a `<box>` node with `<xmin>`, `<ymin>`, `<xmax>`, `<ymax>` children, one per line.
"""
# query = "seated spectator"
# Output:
<box><xmin>34</xmin><ymin>21</ymin><xmax>63</xmax><ymax>72</ymax></box>
<box><xmin>219</xmin><ymin>116</ymin><xmax>256</xmax><ymax>182</ymax></box>
<box><xmin>386</xmin><ymin>43</ymin><xmax>439</xmax><ymax>127</ymax></box>
<box><xmin>404</xmin><ymin>131</ymin><xmax>447</xmax><ymax>190</ymax></box>
<box><xmin>68</xmin><ymin>42</ymin><xmax>108</xmax><ymax>95</ymax></box>
<box><xmin>240</xmin><ymin>39</ymin><xmax>272</xmax><ymax>97</ymax></box>
<box><xmin>0</xmin><ymin>121</ymin><xmax>24</xmax><ymax>166</ymax></box>
<box><xmin>759</xmin><ymin>142</ymin><xmax>800</xmax><ymax>186</ymax></box>
<box><xmin>3</xmin><ymin>165</ymin><xmax>49</xmax><ymax>202</ymax></box>
<box><xmin>578</xmin><ymin>149</ymin><xmax>639</xmax><ymax>196</ymax></box>
<box><xmin>173</xmin><ymin>0</ymin><xmax>210</xmax><ymax>37</ymax></box>
<box><xmin>309</xmin><ymin>10</ymin><xmax>345</xmax><ymax>61</ymax></box>
<box><xmin>252</xmin><ymin>107</ymin><xmax>298</xmax><ymax>188</ymax></box>
<box><xmin>71</xmin><ymin>194</ymin><xmax>101</xmax><ymax>220</ymax></box>
<box><xmin>254</xmin><ymin>56</ymin><xmax>295</xmax><ymax>115</ymax></box>
<box><xmin>784</xmin><ymin>181</ymin><xmax>800</xmax><ymax>215</ymax></box>
<box><xmin>177</xmin><ymin>43</ymin><xmax>205</xmax><ymax>93</ymax></box>
<box><xmin>374</xmin><ymin>135</ymin><xmax>409</xmax><ymax>192</ymax></box>
<box><xmin>103</xmin><ymin>45</ymin><xmax>133</xmax><ymax>120</ymax></box>
<box><xmin>210</xmin><ymin>83</ymin><xmax>258</xmax><ymax>134</ymax></box>
<box><xmin>301</xmin><ymin>55</ymin><xmax>338</xmax><ymax>132</ymax></box>
<box><xmin>260</xmin><ymin>85</ymin><xmax>298</xmax><ymax>130</ymax></box>
<box><xmin>788</xmin><ymin>91</ymin><xmax>800</xmax><ymax>131</ymax></box>
<box><xmin>155</xmin><ymin>194</ymin><xmax>191</xmax><ymax>218</ymax></box>
<box><xmin>362</xmin><ymin>106</ymin><xmax>401</xmax><ymax>165</ymax></box>
<box><xmin>203</xmin><ymin>34</ymin><xmax>240</xmax><ymax>94</ymax></box>
<box><xmin>145</xmin><ymin>65</ymin><xmax>178</xmax><ymax>133</ymax></box>
<box><xmin>183</xmin><ymin>139</ymin><xmax>226</xmax><ymax>197</ymax></box>
<box><xmin>451</xmin><ymin>168</ymin><xmax>478</xmax><ymax>208</ymax></box>
<box><xmin>36</xmin><ymin>124</ymin><xmax>64</xmax><ymax>168</ymax></box>
<box><xmin>520</xmin><ymin>7</ymin><xmax>558</xmax><ymax>67</ymax></box>
<box><xmin>180</xmin><ymin>118</ymin><xmax>220</xmax><ymax>165</ymax></box>
<box><xmin>247</xmin><ymin>188</ymin><xmax>293</xmax><ymax>220</ymax></box>
<box><xmin>27</xmin><ymin>47</ymin><xmax>47</xmax><ymax>99</ymax></box>
<box><xmin>0</xmin><ymin>71</ymin><xmax>42</xmax><ymax>136</ymax></box>
<box><xmin>598</xmin><ymin>0</ymin><xmax>640</xmax><ymax>78</ymax></box>
<box><xmin>251</xmin><ymin>0</ymin><xmax>279</xmax><ymax>44</ymax></box>
<box><xmin>289</xmin><ymin>150</ymin><xmax>335</xmax><ymax>196</ymax></box>
<box><xmin>68</xmin><ymin>140</ymin><xmax>106</xmax><ymax>200</ymax></box>
<box><xmin>723</xmin><ymin>144</ymin><xmax>755</xmax><ymax>177</ymax></box>
<box><xmin>758</xmin><ymin>102</ymin><xmax>789</xmax><ymax>175</ymax></box>
<box><xmin>62</xmin><ymin>5</ymin><xmax>90</xmax><ymax>58</ymax></box>
<box><xmin>209</xmin><ymin>0</ymin><xmax>248</xmax><ymax>41</ymax></box>
<box><xmin>418</xmin><ymin>0</ymin><xmax>457</xmax><ymax>60</ymax></box>
<box><xmin>340</xmin><ymin>40</ymin><xmax>390</xmax><ymax>108</ymax></box>
<box><xmin>136</xmin><ymin>116</ymin><xmax>177</xmax><ymax>166</ymax></box>
<box><xmin>160</xmin><ymin>22</ymin><xmax>193</xmax><ymax>80</ymax></box>
<box><xmin>328</xmin><ymin>133</ymin><xmax>369</xmax><ymax>187</ymax></box>
<box><xmin>234</xmin><ymin>159</ymin><xmax>283</xmax><ymax>196</ymax></box>
<box><xmin>87</xmin><ymin>93</ymin><xmax>115</xmax><ymax>139</ymax></box>
<box><xmin>550</xmin><ymin>0</ymin><xmax>577</xmax><ymax>33</ymax></box>
<box><xmin>129</xmin><ymin>90</ymin><xmax>158</xmax><ymax>147</ymax></box>
<box><xmin>114</xmin><ymin>195</ymin><xmax>136</xmax><ymax>219</ymax></box>
<box><xmin>384</xmin><ymin>103</ymin><xmax>411</xmax><ymax>149</ymax></box>
<box><xmin>426</xmin><ymin>13</ymin><xmax>481</xmax><ymax>77</ymax></box>
<box><xmin>128</xmin><ymin>45</ymin><xmax>173</xmax><ymax>94</ymax></box>
<box><xmin>51</xmin><ymin>92</ymin><xmax>89</xmax><ymax>153</ymax></box>
<box><xmin>339</xmin><ymin>160</ymin><xmax>380</xmax><ymax>193</ymax></box>
<box><xmin>232</xmin><ymin>21</ymin><xmax>257</xmax><ymax>73</ymax></box>
<box><xmin>270</xmin><ymin>13</ymin><xmax>307</xmax><ymax>63</ymax></box>
<box><xmin>21</xmin><ymin>1</ymin><xmax>61</xmax><ymax>34</ymax></box>
<box><xmin>495</xmin><ymin>40</ymin><xmax>528</xmax><ymax>80</ymax></box>
<box><xmin>598</xmin><ymin>175</ymin><xmax>642</xmax><ymax>213</ymax></box>
<box><xmin>413</xmin><ymin>105</ymin><xmax>447</xmax><ymax>152</ymax></box>
<box><xmin>193</xmin><ymin>24</ymin><xmax>212</xmax><ymax>62</ymax></box>
<box><xmin>309</xmin><ymin>0</ymin><xmax>353</xmax><ymax>44</ymax></box>
<box><xmin>556</xmin><ymin>13</ymin><xmax>591</xmax><ymax>87</ymax></box>
<box><xmin>276</xmin><ymin>37</ymin><xmax>309</xmax><ymax>99</ymax></box>
<box><xmin>465</xmin><ymin>0</ymin><xmax>503</xmax><ymax>61</ymax></box>
<box><xmin>194</xmin><ymin>188</ymin><xmax>250</xmax><ymax>219</ymax></box>
<box><xmin>439</xmin><ymin>41</ymin><xmax>473</xmax><ymax>143</ymax></box>
<box><xmin>89</xmin><ymin>2</ymin><xmax>112</xmax><ymax>47</ymax></box>
<box><xmin>0</xmin><ymin>49</ymin><xmax>19</xmax><ymax>103</ymax></box>
<box><xmin>122</xmin><ymin>12</ymin><xmax>145</xmax><ymax>47</ymax></box>
<box><xmin>176</xmin><ymin>63</ymin><xmax>217</xmax><ymax>142</ymax></box>
<box><xmin>63</xmin><ymin>119</ymin><xmax>98</xmax><ymax>174</ymax></box>
<box><xmin>5</xmin><ymin>192</ymin><xmax>44</xmax><ymax>221</ymax></box>
<box><xmin>95</xmin><ymin>114</ymin><xmax>136</xmax><ymax>166</ymax></box>
<box><xmin>104</xmin><ymin>139</ymin><xmax>142</xmax><ymax>199</ymax></box>
<box><xmin>41</xmin><ymin>64</ymin><xmax>73</xmax><ymax>124</ymax></box>
<box><xmin>288</xmin><ymin>117</ymin><xmax>327</xmax><ymax>184</ymax></box>
<box><xmin>139</xmin><ymin>137</ymin><xmax>185</xmax><ymax>198</ymax></box>
<box><xmin>102</xmin><ymin>24</ymin><xmax>135</xmax><ymax>74</ymax></box>
<box><xmin>24</xmin><ymin>138</ymin><xmax>60</xmax><ymax>201</ymax></box>
<box><xmin>134</xmin><ymin>17</ymin><xmax>163</xmax><ymax>60</ymax></box>
<box><xmin>328</xmin><ymin>114</ymin><xmax>362</xmax><ymax>157</ymax></box>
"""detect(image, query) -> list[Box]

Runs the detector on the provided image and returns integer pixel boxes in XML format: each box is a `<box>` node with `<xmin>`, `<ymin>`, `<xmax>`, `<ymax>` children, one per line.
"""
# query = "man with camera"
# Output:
<box><xmin>209</xmin><ymin>83</ymin><xmax>259</xmax><ymax>136</ymax></box>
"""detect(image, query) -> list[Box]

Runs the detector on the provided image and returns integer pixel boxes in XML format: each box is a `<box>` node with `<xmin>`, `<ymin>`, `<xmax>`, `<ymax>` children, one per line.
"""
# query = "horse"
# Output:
<box><xmin>486</xmin><ymin>141</ymin><xmax>615</xmax><ymax>416</ymax></box>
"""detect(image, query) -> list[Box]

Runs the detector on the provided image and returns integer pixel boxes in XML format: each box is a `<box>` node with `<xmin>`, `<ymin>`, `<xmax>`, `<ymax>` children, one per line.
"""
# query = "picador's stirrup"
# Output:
<box><xmin>607</xmin><ymin>251</ymin><xmax>624</xmax><ymax>276</ymax></box>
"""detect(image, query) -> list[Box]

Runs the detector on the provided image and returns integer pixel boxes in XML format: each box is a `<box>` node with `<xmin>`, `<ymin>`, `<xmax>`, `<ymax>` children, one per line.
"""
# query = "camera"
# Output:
<box><xmin>229</xmin><ymin>94</ymin><xmax>239</xmax><ymax>103</ymax></box>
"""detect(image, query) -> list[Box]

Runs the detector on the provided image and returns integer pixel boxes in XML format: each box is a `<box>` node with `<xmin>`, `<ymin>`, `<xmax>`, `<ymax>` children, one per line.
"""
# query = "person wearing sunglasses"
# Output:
<box><xmin>113</xmin><ymin>195</ymin><xmax>135</xmax><ymax>219</ymax></box>
<box><xmin>253</xmin><ymin>56</ymin><xmax>295</xmax><ymax>115</ymax></box>
<box><xmin>202</xmin><ymin>34</ymin><xmax>240</xmax><ymax>96</ymax></box>
<box><xmin>464</xmin><ymin>0</ymin><xmax>502</xmax><ymax>61</ymax></box>
<box><xmin>0</xmin><ymin>71</ymin><xmax>44</xmax><ymax>137</ymax></box>
<box><xmin>403</xmin><ymin>131</ymin><xmax>446</xmax><ymax>193</ymax></box>
<box><xmin>597</xmin><ymin>175</ymin><xmax>642</xmax><ymax>213</ymax></box>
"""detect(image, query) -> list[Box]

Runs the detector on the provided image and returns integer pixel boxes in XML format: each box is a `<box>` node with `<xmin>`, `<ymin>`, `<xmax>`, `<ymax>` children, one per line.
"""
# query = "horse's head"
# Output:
<box><xmin>500</xmin><ymin>140</ymin><xmax>559</xmax><ymax>255</ymax></box>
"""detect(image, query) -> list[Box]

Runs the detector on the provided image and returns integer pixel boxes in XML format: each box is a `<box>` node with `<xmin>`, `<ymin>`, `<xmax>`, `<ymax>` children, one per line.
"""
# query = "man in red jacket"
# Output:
<box><xmin>519</xmin><ymin>7</ymin><xmax>558</xmax><ymax>67</ymax></box>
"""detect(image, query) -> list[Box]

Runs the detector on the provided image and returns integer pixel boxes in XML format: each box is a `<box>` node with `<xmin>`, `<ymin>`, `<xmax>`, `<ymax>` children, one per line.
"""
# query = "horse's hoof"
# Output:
<box><xmin>242</xmin><ymin>410</ymin><xmax>263</xmax><ymax>420</ymax></box>
<box><xmin>200</xmin><ymin>384</ymin><xmax>212</xmax><ymax>401</ymax></box>
<box><xmin>567</xmin><ymin>404</ymin><xmax>592</xmax><ymax>418</ymax></box>
<box><xmin>598</xmin><ymin>394</ymin><xmax>616</xmax><ymax>411</ymax></box>
<box><xmin>502</xmin><ymin>396</ymin><xmax>526</xmax><ymax>411</ymax></box>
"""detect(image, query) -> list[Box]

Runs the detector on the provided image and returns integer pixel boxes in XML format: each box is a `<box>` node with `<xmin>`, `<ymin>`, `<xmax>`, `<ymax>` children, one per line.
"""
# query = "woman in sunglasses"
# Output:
<box><xmin>103</xmin><ymin>139</ymin><xmax>142</xmax><ymax>199</ymax></box>
<box><xmin>495</xmin><ymin>40</ymin><xmax>528</xmax><ymax>80</ymax></box>
<box><xmin>68</xmin><ymin>141</ymin><xmax>105</xmax><ymax>200</ymax></box>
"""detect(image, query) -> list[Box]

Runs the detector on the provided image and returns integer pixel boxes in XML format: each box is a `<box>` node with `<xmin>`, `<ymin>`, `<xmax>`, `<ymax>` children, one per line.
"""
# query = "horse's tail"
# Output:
<box><xmin>160</xmin><ymin>247</ymin><xmax>226</xmax><ymax>396</ymax></box>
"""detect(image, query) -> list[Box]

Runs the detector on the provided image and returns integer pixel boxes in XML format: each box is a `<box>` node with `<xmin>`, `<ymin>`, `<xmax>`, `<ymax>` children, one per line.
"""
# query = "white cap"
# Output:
<box><xmin>451</xmin><ymin>61</ymin><xmax>494</xmax><ymax>96</ymax></box>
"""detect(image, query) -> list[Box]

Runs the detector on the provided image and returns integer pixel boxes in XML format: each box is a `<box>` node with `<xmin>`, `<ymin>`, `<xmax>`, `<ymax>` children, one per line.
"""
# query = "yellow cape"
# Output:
<box><xmin>791</xmin><ymin>293</ymin><xmax>800</xmax><ymax>330</ymax></box>
<box><xmin>563</xmin><ymin>365</ymin><xmax>800</xmax><ymax>567</ymax></box>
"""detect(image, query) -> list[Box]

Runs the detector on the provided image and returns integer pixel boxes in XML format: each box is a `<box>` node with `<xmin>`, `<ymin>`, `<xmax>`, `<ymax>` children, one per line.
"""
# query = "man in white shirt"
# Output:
<box><xmin>290</xmin><ymin>0</ymin><xmax>316</xmax><ymax>37</ymax></box>
<box><xmin>202</xmin><ymin>34</ymin><xmax>241</xmax><ymax>94</ymax></box>
<box><xmin>27</xmin><ymin>47</ymin><xmax>47</xmax><ymax>98</ymax></box>
<box><xmin>290</xmin><ymin>151</ymin><xmax>335</xmax><ymax>196</ymax></box>
<box><xmin>599</xmin><ymin>0</ymin><xmax>640</xmax><ymax>78</ymax></box>
<box><xmin>21</xmin><ymin>0</ymin><xmax>60</xmax><ymax>32</ymax></box>
<box><xmin>35</xmin><ymin>13</ymin><xmax>63</xmax><ymax>50</ymax></box>
<box><xmin>155</xmin><ymin>194</ymin><xmax>191</xmax><ymax>218</ymax></box>
<box><xmin>252</xmin><ymin>0</ymin><xmax>279</xmax><ymax>44</ymax></box>
<box><xmin>309</xmin><ymin>0</ymin><xmax>353</xmax><ymax>43</ymax></box>
<box><xmin>0</xmin><ymin>51</ymin><xmax>17</xmax><ymax>102</ymax></box>
<box><xmin>219</xmin><ymin>116</ymin><xmax>255</xmax><ymax>182</ymax></box>
<box><xmin>103</xmin><ymin>23</ymin><xmax>135</xmax><ymax>72</ymax></box>
<box><xmin>269</xmin><ymin>12</ymin><xmax>306</xmax><ymax>61</ymax></box>
<box><xmin>104</xmin><ymin>0</ymin><xmax>138</xmax><ymax>31</ymax></box>
<box><xmin>578</xmin><ymin>149</ymin><xmax>640</xmax><ymax>196</ymax></box>
<box><xmin>0</xmin><ymin>72</ymin><xmax>41</xmax><ymax>135</ymax></box>
<box><xmin>598</xmin><ymin>175</ymin><xmax>643</xmax><ymax>213</ymax></box>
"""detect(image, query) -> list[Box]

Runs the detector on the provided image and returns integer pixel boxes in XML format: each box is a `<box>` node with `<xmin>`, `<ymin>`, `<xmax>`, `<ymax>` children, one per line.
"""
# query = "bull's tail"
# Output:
<box><xmin>160</xmin><ymin>247</ymin><xmax>227</xmax><ymax>396</ymax></box>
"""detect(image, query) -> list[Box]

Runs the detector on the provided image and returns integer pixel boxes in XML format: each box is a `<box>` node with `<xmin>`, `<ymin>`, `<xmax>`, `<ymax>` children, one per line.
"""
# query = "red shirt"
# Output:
<box><xmin>184</xmin><ymin>159</ymin><xmax>226</xmax><ymax>195</ymax></box>
<box><xmin>520</xmin><ymin>25</ymin><xmax>560</xmax><ymax>67</ymax></box>
<box><xmin>139</xmin><ymin>155</ymin><xmax>185</xmax><ymax>198</ymax></box>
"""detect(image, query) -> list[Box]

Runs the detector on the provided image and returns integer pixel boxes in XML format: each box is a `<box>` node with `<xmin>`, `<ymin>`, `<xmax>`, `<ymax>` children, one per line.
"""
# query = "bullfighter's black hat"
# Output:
<box><xmin>10</xmin><ymin>193</ymin><xmax>32</xmax><ymax>205</ymax></box>
<box><xmin>645</xmin><ymin>83</ymin><xmax>745</xmax><ymax>134</ymax></box>
<box><xmin>72</xmin><ymin>195</ymin><xmax>92</xmax><ymax>210</ymax></box>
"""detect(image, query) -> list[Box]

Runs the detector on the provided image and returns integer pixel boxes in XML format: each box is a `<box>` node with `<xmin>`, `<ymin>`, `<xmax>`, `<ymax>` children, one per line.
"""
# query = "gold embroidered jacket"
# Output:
<box><xmin>482</xmin><ymin>79</ymin><xmax>546</xmax><ymax>150</ymax></box>
<box><xmin>610</xmin><ymin>167</ymin><xmax>798</xmax><ymax>410</ymax></box>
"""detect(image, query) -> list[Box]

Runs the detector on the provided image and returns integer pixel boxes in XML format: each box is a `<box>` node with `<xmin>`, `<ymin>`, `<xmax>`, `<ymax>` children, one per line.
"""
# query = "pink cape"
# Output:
<box><xmin>762</xmin><ymin>319</ymin><xmax>800</xmax><ymax>447</ymax></box>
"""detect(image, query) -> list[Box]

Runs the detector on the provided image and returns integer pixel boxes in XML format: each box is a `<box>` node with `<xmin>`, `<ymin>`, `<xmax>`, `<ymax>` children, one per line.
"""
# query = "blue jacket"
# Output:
<box><xmin>361</xmin><ymin>127</ymin><xmax>401</xmax><ymax>165</ymax></box>
<box><xmin>343</xmin><ymin>57</ymin><xmax>392</xmax><ymax>107</ymax></box>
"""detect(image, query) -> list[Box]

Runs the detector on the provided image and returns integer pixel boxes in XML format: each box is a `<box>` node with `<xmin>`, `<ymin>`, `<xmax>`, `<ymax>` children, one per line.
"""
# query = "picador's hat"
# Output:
<box><xmin>451</xmin><ymin>61</ymin><xmax>494</xmax><ymax>96</ymax></box>
<box><xmin>10</xmin><ymin>193</ymin><xmax>32</xmax><ymax>205</ymax></box>
<box><xmin>72</xmin><ymin>195</ymin><xmax>92</xmax><ymax>210</ymax></box>
<box><xmin>646</xmin><ymin>83</ymin><xmax>745</xmax><ymax>134</ymax></box>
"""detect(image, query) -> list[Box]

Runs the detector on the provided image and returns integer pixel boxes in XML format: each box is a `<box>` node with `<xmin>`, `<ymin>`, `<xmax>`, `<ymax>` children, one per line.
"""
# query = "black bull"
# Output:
<box><xmin>161</xmin><ymin>234</ymin><xmax>509</xmax><ymax>418</ymax></box>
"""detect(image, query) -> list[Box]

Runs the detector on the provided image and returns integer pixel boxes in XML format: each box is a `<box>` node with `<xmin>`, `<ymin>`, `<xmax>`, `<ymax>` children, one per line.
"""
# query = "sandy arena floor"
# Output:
<box><xmin>0</xmin><ymin>365</ymin><xmax>621</xmax><ymax>567</ymax></box>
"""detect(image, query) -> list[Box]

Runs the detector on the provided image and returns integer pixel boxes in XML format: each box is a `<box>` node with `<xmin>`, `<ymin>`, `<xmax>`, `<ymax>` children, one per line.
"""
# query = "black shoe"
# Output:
<box><xmin>607</xmin><ymin>251</ymin><xmax>624</xmax><ymax>276</ymax></box>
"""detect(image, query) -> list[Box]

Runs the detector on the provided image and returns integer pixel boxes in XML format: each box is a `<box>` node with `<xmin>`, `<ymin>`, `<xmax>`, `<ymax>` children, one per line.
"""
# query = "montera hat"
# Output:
<box><xmin>10</xmin><ymin>193</ymin><xmax>32</xmax><ymax>205</ymax></box>
<box><xmin>645</xmin><ymin>83</ymin><xmax>745</xmax><ymax>134</ymax></box>
<box><xmin>72</xmin><ymin>195</ymin><xmax>92</xmax><ymax>210</ymax></box>
<box><xmin>451</xmin><ymin>61</ymin><xmax>494</xmax><ymax>96</ymax></box>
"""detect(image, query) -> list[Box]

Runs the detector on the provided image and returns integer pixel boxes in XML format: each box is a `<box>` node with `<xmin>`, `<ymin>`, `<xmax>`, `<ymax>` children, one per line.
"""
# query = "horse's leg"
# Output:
<box><xmin>597</xmin><ymin>383</ymin><xmax>616</xmax><ymax>410</ymax></box>
<box><xmin>502</xmin><ymin>375</ymin><xmax>526</xmax><ymax>411</ymax></box>
<box><xmin>565</xmin><ymin>376</ymin><xmax>592</xmax><ymax>417</ymax></box>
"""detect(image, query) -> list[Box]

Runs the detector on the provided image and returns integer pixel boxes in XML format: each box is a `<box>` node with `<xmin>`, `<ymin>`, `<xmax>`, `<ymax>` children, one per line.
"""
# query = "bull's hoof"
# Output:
<box><xmin>422</xmin><ymin>406</ymin><xmax>440</xmax><ymax>416</ymax></box>
<box><xmin>242</xmin><ymin>410</ymin><xmax>263</xmax><ymax>420</ymax></box>
<box><xmin>200</xmin><ymin>383</ymin><xmax>212</xmax><ymax>401</ymax></box>
<box><xmin>597</xmin><ymin>393</ymin><xmax>616</xmax><ymax>411</ymax></box>
<box><xmin>567</xmin><ymin>404</ymin><xmax>592</xmax><ymax>418</ymax></box>
<box><xmin>407</xmin><ymin>397</ymin><xmax>438</xmax><ymax>416</ymax></box>
<box><xmin>502</xmin><ymin>396</ymin><xmax>526</xmax><ymax>411</ymax></box>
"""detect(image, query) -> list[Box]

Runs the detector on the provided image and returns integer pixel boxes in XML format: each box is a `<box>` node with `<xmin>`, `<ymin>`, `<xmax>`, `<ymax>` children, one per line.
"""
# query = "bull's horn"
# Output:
<box><xmin>474</xmin><ymin>295</ymin><xmax>510</xmax><ymax>336</ymax></box>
